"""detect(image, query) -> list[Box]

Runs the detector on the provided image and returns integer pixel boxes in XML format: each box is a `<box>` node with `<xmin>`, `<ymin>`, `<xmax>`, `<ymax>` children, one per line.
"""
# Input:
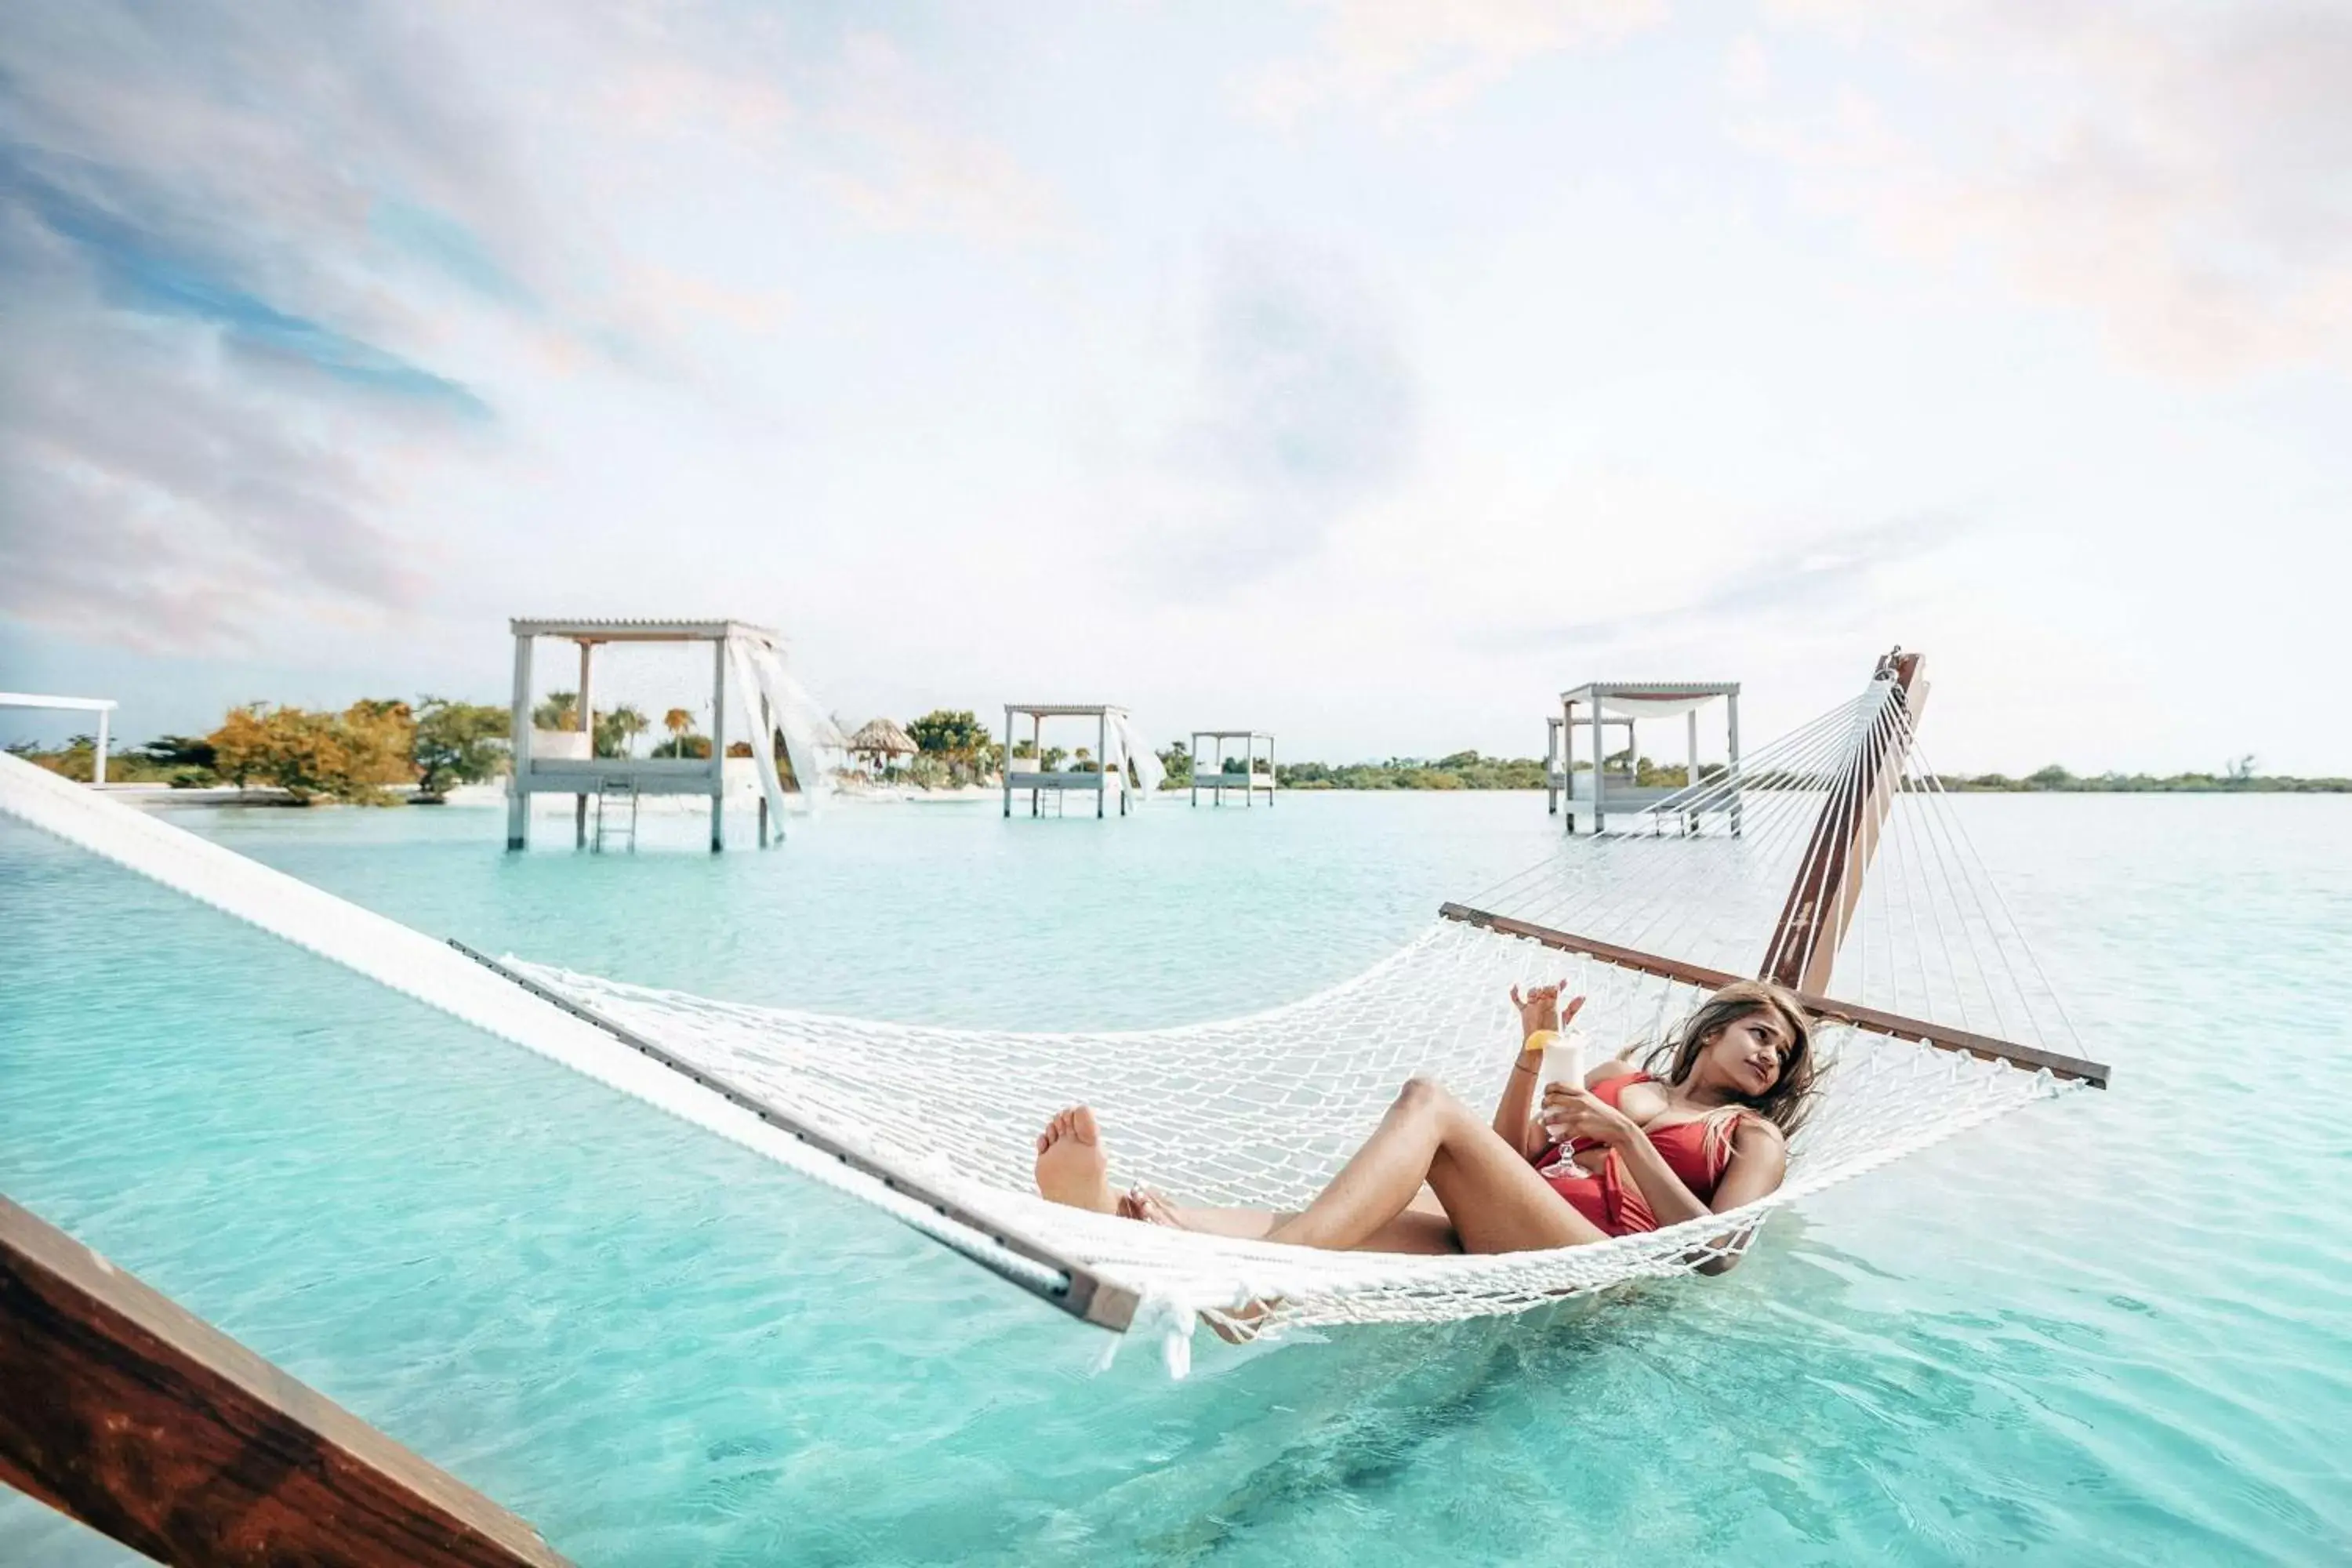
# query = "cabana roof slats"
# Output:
<box><xmin>509</xmin><ymin>618</ymin><xmax>780</xmax><ymax>644</ymax></box>
<box><xmin>1004</xmin><ymin>703</ymin><xmax>1128</xmax><ymax>718</ymax></box>
<box><xmin>1558</xmin><ymin>680</ymin><xmax>1738</xmax><ymax>702</ymax></box>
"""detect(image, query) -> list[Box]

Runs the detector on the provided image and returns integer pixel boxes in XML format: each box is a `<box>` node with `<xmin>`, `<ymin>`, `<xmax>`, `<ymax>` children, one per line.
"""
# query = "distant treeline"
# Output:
<box><xmin>1163</xmin><ymin>752</ymin><xmax>2350</xmax><ymax>793</ymax></box>
<box><xmin>1272</xmin><ymin>753</ymin><xmax>1555</xmax><ymax>791</ymax></box>
<box><xmin>1933</xmin><ymin>764</ymin><xmax>2350</xmax><ymax>793</ymax></box>
<box><xmin>16</xmin><ymin>720</ymin><xmax>2349</xmax><ymax>800</ymax></box>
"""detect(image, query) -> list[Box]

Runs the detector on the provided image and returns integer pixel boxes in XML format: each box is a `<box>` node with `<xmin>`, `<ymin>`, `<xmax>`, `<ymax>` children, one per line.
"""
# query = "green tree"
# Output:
<box><xmin>906</xmin><ymin>709</ymin><xmax>1004</xmax><ymax>782</ymax></box>
<box><xmin>908</xmin><ymin>709</ymin><xmax>986</xmax><ymax>755</ymax></box>
<box><xmin>1157</xmin><ymin>740</ymin><xmax>1192</xmax><ymax>786</ymax></box>
<box><xmin>594</xmin><ymin>705</ymin><xmax>650</xmax><ymax>759</ymax></box>
<box><xmin>412</xmin><ymin>699</ymin><xmax>510</xmax><ymax>801</ymax></box>
<box><xmin>532</xmin><ymin>691</ymin><xmax>579</xmax><ymax>731</ymax></box>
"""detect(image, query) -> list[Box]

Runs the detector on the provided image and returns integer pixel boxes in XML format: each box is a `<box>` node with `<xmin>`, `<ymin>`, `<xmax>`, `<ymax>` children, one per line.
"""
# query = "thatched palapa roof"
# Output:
<box><xmin>848</xmin><ymin>717</ymin><xmax>920</xmax><ymax>756</ymax></box>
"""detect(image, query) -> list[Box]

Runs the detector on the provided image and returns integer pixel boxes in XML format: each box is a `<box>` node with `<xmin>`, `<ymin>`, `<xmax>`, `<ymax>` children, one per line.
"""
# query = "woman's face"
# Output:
<box><xmin>1702</xmin><ymin>1007</ymin><xmax>1795</xmax><ymax>1098</ymax></box>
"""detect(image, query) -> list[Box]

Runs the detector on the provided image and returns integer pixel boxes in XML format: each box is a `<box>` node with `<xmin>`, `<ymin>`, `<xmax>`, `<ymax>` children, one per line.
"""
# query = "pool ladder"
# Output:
<box><xmin>591</xmin><ymin>776</ymin><xmax>638</xmax><ymax>852</ymax></box>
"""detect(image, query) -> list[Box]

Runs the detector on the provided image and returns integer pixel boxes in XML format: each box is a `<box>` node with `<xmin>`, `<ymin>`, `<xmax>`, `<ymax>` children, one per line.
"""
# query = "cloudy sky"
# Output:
<box><xmin>3</xmin><ymin>1</ymin><xmax>2346</xmax><ymax>771</ymax></box>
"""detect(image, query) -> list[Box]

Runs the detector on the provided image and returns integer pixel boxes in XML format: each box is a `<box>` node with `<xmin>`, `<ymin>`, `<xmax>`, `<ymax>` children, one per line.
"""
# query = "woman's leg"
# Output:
<box><xmin>1265</xmin><ymin>1078</ymin><xmax>1609</xmax><ymax>1254</ymax></box>
<box><xmin>1131</xmin><ymin>1192</ymin><xmax>1462</xmax><ymax>1254</ymax></box>
<box><xmin>1036</xmin><ymin>1090</ymin><xmax>1604</xmax><ymax>1255</ymax></box>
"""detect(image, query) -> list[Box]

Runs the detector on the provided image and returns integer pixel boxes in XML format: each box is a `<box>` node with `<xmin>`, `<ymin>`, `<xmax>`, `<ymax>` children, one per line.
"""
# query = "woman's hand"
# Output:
<box><xmin>1539</xmin><ymin>1083</ymin><xmax>1639</xmax><ymax>1149</ymax></box>
<box><xmin>1509</xmin><ymin>982</ymin><xmax>1585</xmax><ymax>1040</ymax></box>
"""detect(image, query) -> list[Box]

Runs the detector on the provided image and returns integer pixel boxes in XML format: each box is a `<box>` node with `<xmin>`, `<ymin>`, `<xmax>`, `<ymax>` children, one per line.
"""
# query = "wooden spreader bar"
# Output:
<box><xmin>0</xmin><ymin>1196</ymin><xmax>571</xmax><ymax>1567</ymax></box>
<box><xmin>1439</xmin><ymin>904</ymin><xmax>2111</xmax><ymax>1087</ymax></box>
<box><xmin>447</xmin><ymin>942</ymin><xmax>1142</xmax><ymax>1334</ymax></box>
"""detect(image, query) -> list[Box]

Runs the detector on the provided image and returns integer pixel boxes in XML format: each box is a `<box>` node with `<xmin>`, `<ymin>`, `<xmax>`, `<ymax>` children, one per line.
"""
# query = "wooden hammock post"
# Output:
<box><xmin>0</xmin><ymin>1196</ymin><xmax>571</xmax><ymax>1567</ymax></box>
<box><xmin>1761</xmin><ymin>648</ymin><xmax>1929</xmax><ymax>994</ymax></box>
<box><xmin>1436</xmin><ymin>905</ymin><xmax>2109</xmax><ymax>1086</ymax></box>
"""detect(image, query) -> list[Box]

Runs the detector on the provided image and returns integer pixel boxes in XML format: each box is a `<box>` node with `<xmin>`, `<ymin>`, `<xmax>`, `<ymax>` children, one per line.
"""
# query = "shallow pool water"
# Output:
<box><xmin>3</xmin><ymin>791</ymin><xmax>2347</xmax><ymax>1564</ymax></box>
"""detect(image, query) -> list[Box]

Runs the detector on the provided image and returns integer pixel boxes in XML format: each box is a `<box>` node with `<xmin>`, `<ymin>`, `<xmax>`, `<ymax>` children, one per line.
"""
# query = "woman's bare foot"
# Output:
<box><xmin>1034</xmin><ymin>1106</ymin><xmax>1117</xmax><ymax>1214</ymax></box>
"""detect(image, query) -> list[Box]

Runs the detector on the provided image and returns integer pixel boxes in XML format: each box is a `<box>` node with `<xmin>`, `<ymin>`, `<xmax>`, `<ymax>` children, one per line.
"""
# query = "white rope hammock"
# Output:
<box><xmin>0</xmin><ymin>652</ymin><xmax>2105</xmax><ymax>1375</ymax></box>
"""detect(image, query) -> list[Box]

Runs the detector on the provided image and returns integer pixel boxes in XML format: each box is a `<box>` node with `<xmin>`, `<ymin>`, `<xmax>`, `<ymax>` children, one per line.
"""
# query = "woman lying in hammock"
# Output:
<box><xmin>1033</xmin><ymin>978</ymin><xmax>1814</xmax><ymax>1264</ymax></box>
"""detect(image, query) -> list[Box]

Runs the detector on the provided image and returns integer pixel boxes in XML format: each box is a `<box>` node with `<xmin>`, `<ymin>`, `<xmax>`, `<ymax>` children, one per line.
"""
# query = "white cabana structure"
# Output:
<box><xmin>506</xmin><ymin>618</ymin><xmax>837</xmax><ymax>852</ymax></box>
<box><xmin>1189</xmin><ymin>729</ymin><xmax>1275</xmax><ymax>808</ymax></box>
<box><xmin>0</xmin><ymin>694</ymin><xmax>117</xmax><ymax>784</ymax></box>
<box><xmin>1001</xmin><ymin>704</ymin><xmax>1161</xmax><ymax>818</ymax></box>
<box><xmin>1548</xmin><ymin>681</ymin><xmax>1740</xmax><ymax>834</ymax></box>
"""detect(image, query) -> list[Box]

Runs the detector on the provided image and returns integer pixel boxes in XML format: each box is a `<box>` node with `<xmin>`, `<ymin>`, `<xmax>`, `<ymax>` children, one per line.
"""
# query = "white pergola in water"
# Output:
<box><xmin>508</xmin><ymin>618</ymin><xmax>801</xmax><ymax>852</ymax></box>
<box><xmin>1189</xmin><ymin>729</ymin><xmax>1275</xmax><ymax>808</ymax></box>
<box><xmin>1003</xmin><ymin>703</ymin><xmax>1138</xmax><ymax>818</ymax></box>
<box><xmin>1548</xmin><ymin>681</ymin><xmax>1741</xmax><ymax>834</ymax></box>
<box><xmin>0</xmin><ymin>693</ymin><xmax>118</xmax><ymax>784</ymax></box>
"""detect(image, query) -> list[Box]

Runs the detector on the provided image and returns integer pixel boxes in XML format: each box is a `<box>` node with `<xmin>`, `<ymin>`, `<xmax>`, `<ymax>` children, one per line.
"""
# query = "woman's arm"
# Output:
<box><xmin>1491</xmin><ymin>983</ymin><xmax>1583</xmax><ymax>1161</ymax></box>
<box><xmin>1566</xmin><ymin>1105</ymin><xmax>1788</xmax><ymax>1275</ymax></box>
<box><xmin>1597</xmin><ymin>1123</ymin><xmax>1716</xmax><ymax>1229</ymax></box>
<box><xmin>1490</xmin><ymin>1047</ymin><xmax>1550</xmax><ymax>1160</ymax></box>
<box><xmin>1686</xmin><ymin>1122</ymin><xmax>1787</xmax><ymax>1274</ymax></box>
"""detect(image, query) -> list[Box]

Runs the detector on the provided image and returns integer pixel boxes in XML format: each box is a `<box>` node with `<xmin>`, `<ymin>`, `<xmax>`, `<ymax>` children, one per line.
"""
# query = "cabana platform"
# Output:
<box><xmin>507</xmin><ymin>619</ymin><xmax>788</xmax><ymax>852</ymax></box>
<box><xmin>1003</xmin><ymin>704</ymin><xmax>1132</xmax><ymax>818</ymax></box>
<box><xmin>1548</xmin><ymin>681</ymin><xmax>1741</xmax><ymax>834</ymax></box>
<box><xmin>1189</xmin><ymin>729</ymin><xmax>1275</xmax><ymax>808</ymax></box>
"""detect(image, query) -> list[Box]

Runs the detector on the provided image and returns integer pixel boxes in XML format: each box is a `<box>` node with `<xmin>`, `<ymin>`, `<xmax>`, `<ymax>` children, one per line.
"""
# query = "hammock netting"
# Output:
<box><xmin>0</xmin><ymin>656</ymin><xmax>2100</xmax><ymax>1373</ymax></box>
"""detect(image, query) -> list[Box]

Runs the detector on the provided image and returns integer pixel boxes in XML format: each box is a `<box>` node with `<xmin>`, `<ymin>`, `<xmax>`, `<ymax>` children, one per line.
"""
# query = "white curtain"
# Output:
<box><xmin>1105</xmin><ymin>713</ymin><xmax>1163</xmax><ymax>807</ymax></box>
<box><xmin>724</xmin><ymin>633</ymin><xmax>840</xmax><ymax>822</ymax></box>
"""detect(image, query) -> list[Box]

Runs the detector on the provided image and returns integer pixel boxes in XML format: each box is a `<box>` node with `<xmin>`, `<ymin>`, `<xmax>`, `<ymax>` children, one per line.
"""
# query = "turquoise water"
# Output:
<box><xmin>3</xmin><ymin>792</ymin><xmax>2349</xmax><ymax>1565</ymax></box>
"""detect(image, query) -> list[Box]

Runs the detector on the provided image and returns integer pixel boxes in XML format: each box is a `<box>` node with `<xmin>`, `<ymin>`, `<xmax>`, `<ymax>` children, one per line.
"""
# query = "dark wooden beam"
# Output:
<box><xmin>0</xmin><ymin>1195</ymin><xmax>572</xmax><ymax>1567</ymax></box>
<box><xmin>445</xmin><ymin>941</ymin><xmax>1142</xmax><ymax>1334</ymax></box>
<box><xmin>1761</xmin><ymin>648</ymin><xmax>1928</xmax><ymax>993</ymax></box>
<box><xmin>1438</xmin><ymin>903</ymin><xmax>2111</xmax><ymax>1087</ymax></box>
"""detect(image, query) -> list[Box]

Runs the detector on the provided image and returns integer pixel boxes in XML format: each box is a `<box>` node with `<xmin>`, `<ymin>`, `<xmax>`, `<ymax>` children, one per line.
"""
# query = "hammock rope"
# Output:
<box><xmin>0</xmin><ymin>655</ymin><xmax>2107</xmax><ymax>1374</ymax></box>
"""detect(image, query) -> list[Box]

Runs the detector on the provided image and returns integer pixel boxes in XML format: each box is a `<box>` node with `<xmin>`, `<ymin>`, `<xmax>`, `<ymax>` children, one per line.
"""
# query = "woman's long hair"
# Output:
<box><xmin>1639</xmin><ymin>980</ymin><xmax>1817</xmax><ymax>1137</ymax></box>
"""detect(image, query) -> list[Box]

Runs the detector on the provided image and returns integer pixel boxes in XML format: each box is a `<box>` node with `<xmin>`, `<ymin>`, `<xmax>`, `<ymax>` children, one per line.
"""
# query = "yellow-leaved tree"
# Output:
<box><xmin>208</xmin><ymin>700</ymin><xmax>416</xmax><ymax>804</ymax></box>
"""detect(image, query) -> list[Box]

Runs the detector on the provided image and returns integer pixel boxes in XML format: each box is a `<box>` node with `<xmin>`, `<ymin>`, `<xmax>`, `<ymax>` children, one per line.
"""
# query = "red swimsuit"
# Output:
<box><xmin>1528</xmin><ymin>1073</ymin><xmax>1753</xmax><ymax>1236</ymax></box>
